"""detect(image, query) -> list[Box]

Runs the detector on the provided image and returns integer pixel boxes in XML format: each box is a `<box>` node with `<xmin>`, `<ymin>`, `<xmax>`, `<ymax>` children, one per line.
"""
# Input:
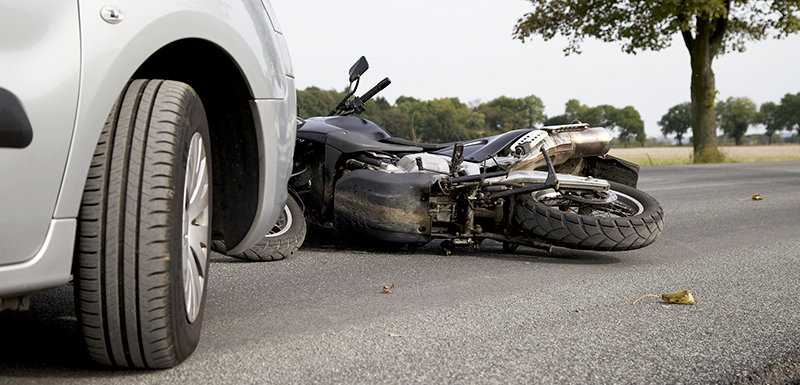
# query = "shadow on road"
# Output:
<box><xmin>0</xmin><ymin>285</ymin><xmax>92</xmax><ymax>375</ymax></box>
<box><xmin>293</xmin><ymin>227</ymin><xmax>622</xmax><ymax>266</ymax></box>
<box><xmin>0</xmin><ymin>286</ymin><xmax>147</xmax><ymax>379</ymax></box>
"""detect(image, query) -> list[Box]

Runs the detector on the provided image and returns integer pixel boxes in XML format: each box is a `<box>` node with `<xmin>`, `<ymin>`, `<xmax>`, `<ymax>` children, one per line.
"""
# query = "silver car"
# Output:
<box><xmin>0</xmin><ymin>0</ymin><xmax>296</xmax><ymax>368</ymax></box>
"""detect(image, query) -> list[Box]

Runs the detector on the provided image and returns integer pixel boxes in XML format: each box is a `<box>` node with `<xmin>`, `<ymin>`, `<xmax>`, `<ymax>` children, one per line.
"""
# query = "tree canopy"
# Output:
<box><xmin>296</xmin><ymin>88</ymin><xmax>649</xmax><ymax>145</ymax></box>
<box><xmin>513</xmin><ymin>0</ymin><xmax>800</xmax><ymax>161</ymax></box>
<box><xmin>717</xmin><ymin>96</ymin><xmax>758</xmax><ymax>145</ymax></box>
<box><xmin>776</xmin><ymin>92</ymin><xmax>800</xmax><ymax>135</ymax></box>
<box><xmin>659</xmin><ymin>102</ymin><xmax>692</xmax><ymax>146</ymax></box>
<box><xmin>545</xmin><ymin>99</ymin><xmax>645</xmax><ymax>146</ymax></box>
<box><xmin>474</xmin><ymin>95</ymin><xmax>546</xmax><ymax>132</ymax></box>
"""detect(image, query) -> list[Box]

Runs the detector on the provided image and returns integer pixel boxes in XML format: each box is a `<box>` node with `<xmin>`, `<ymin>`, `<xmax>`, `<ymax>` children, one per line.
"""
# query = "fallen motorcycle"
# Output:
<box><xmin>227</xmin><ymin>56</ymin><xmax>663</xmax><ymax>259</ymax></box>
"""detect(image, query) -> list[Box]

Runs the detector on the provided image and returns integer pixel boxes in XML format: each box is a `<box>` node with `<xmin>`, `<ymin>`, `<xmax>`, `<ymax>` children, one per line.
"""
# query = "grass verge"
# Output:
<box><xmin>622</xmin><ymin>156</ymin><xmax>800</xmax><ymax>166</ymax></box>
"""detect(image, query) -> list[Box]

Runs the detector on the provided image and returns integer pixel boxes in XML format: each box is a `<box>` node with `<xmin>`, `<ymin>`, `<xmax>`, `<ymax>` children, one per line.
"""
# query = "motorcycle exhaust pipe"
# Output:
<box><xmin>511</xmin><ymin>127</ymin><xmax>612</xmax><ymax>171</ymax></box>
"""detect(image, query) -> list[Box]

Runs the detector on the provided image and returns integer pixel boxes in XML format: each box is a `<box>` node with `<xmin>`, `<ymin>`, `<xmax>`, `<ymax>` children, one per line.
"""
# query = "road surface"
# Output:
<box><xmin>1</xmin><ymin>161</ymin><xmax>799</xmax><ymax>384</ymax></box>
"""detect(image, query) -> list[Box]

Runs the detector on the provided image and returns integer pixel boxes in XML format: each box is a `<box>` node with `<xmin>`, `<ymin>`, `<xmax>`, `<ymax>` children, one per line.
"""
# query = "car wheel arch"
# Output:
<box><xmin>131</xmin><ymin>38</ymin><xmax>264</xmax><ymax>247</ymax></box>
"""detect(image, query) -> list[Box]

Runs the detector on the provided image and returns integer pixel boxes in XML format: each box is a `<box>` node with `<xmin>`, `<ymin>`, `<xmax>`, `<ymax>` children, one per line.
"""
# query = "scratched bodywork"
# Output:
<box><xmin>334</xmin><ymin>170</ymin><xmax>435</xmax><ymax>244</ymax></box>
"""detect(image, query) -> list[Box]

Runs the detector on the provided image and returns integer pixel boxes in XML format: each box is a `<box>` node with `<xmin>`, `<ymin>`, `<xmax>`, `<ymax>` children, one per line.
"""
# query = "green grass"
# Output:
<box><xmin>625</xmin><ymin>156</ymin><xmax>800</xmax><ymax>166</ymax></box>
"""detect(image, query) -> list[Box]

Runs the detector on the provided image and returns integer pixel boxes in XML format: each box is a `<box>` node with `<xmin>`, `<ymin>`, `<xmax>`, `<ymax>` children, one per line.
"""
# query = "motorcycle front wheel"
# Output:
<box><xmin>212</xmin><ymin>196</ymin><xmax>306</xmax><ymax>261</ymax></box>
<box><xmin>513</xmin><ymin>181</ymin><xmax>663</xmax><ymax>251</ymax></box>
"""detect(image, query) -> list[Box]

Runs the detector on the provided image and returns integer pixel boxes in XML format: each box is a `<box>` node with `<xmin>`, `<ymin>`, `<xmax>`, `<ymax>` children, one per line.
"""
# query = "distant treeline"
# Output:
<box><xmin>297</xmin><ymin>87</ymin><xmax>647</xmax><ymax>146</ymax></box>
<box><xmin>659</xmin><ymin>92</ymin><xmax>800</xmax><ymax>146</ymax></box>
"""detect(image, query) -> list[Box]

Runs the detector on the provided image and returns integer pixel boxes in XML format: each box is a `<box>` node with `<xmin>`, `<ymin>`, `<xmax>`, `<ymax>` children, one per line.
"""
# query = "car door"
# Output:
<box><xmin>0</xmin><ymin>2</ymin><xmax>81</xmax><ymax>264</ymax></box>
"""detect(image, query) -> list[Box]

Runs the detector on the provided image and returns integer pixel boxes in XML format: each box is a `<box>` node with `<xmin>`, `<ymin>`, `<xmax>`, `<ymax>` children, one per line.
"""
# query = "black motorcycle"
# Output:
<box><xmin>219</xmin><ymin>56</ymin><xmax>663</xmax><ymax>259</ymax></box>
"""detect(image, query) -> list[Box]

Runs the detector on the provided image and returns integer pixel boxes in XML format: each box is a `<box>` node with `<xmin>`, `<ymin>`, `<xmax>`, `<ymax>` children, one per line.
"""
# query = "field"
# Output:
<box><xmin>608</xmin><ymin>145</ymin><xmax>800</xmax><ymax>165</ymax></box>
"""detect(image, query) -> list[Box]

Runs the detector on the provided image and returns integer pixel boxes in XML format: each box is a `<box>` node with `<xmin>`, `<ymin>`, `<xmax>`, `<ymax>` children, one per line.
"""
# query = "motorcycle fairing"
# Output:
<box><xmin>333</xmin><ymin>169</ymin><xmax>435</xmax><ymax>244</ymax></box>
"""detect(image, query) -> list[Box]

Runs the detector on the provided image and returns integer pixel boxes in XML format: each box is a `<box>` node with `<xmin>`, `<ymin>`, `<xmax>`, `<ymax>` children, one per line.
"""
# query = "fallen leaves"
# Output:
<box><xmin>633</xmin><ymin>289</ymin><xmax>697</xmax><ymax>305</ymax></box>
<box><xmin>739</xmin><ymin>194</ymin><xmax>763</xmax><ymax>201</ymax></box>
<box><xmin>382</xmin><ymin>283</ymin><xmax>394</xmax><ymax>294</ymax></box>
<box><xmin>661</xmin><ymin>289</ymin><xmax>697</xmax><ymax>304</ymax></box>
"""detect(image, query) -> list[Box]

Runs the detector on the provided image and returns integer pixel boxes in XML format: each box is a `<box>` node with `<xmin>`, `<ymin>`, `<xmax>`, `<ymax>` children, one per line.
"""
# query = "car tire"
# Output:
<box><xmin>73</xmin><ymin>79</ymin><xmax>212</xmax><ymax>368</ymax></box>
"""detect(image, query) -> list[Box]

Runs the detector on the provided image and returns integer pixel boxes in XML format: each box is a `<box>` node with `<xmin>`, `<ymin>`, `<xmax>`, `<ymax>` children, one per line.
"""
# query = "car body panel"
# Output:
<box><xmin>0</xmin><ymin>219</ymin><xmax>75</xmax><ymax>298</ymax></box>
<box><xmin>0</xmin><ymin>1</ymin><xmax>81</xmax><ymax>265</ymax></box>
<box><xmin>228</xmin><ymin>88</ymin><xmax>296</xmax><ymax>254</ymax></box>
<box><xmin>56</xmin><ymin>0</ymin><xmax>290</xmax><ymax>220</ymax></box>
<box><xmin>0</xmin><ymin>0</ymin><xmax>294</xmax><ymax>295</ymax></box>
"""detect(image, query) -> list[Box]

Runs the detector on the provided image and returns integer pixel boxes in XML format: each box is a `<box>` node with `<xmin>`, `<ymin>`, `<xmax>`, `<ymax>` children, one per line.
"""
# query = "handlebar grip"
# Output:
<box><xmin>360</xmin><ymin>77</ymin><xmax>391</xmax><ymax>103</ymax></box>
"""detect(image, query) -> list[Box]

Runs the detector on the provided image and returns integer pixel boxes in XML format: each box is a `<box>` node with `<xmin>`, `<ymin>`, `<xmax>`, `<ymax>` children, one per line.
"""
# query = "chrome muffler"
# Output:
<box><xmin>510</xmin><ymin>126</ymin><xmax>612</xmax><ymax>171</ymax></box>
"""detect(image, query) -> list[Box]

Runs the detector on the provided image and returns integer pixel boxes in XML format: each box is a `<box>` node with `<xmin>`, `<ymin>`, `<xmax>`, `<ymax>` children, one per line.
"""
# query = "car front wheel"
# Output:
<box><xmin>74</xmin><ymin>79</ymin><xmax>212</xmax><ymax>368</ymax></box>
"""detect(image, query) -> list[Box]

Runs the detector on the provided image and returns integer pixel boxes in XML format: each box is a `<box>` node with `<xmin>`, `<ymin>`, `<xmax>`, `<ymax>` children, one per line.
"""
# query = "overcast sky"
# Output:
<box><xmin>271</xmin><ymin>0</ymin><xmax>800</xmax><ymax>139</ymax></box>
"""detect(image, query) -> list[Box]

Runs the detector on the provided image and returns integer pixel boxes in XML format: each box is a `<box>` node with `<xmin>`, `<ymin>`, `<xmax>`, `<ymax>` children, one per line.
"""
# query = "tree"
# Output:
<box><xmin>395</xmin><ymin>97</ymin><xmax>484</xmax><ymax>143</ymax></box>
<box><xmin>717</xmin><ymin>96</ymin><xmax>758</xmax><ymax>145</ymax></box>
<box><xmin>759</xmin><ymin>101</ymin><xmax>781</xmax><ymax>144</ymax></box>
<box><xmin>777</xmin><ymin>92</ymin><xmax>800</xmax><ymax>138</ymax></box>
<box><xmin>659</xmin><ymin>102</ymin><xmax>692</xmax><ymax>145</ymax></box>
<box><xmin>609</xmin><ymin>106</ymin><xmax>646</xmax><ymax>147</ymax></box>
<box><xmin>545</xmin><ymin>99</ymin><xmax>645</xmax><ymax>146</ymax></box>
<box><xmin>513</xmin><ymin>1</ymin><xmax>800</xmax><ymax>162</ymax></box>
<box><xmin>478</xmin><ymin>105</ymin><xmax>527</xmax><ymax>132</ymax></box>
<box><xmin>297</xmin><ymin>86</ymin><xmax>344</xmax><ymax>118</ymax></box>
<box><xmin>475</xmin><ymin>95</ymin><xmax>546</xmax><ymax>132</ymax></box>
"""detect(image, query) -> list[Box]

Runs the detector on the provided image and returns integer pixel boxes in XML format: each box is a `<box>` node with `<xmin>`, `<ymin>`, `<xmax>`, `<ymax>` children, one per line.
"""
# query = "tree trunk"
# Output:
<box><xmin>683</xmin><ymin>16</ymin><xmax>726</xmax><ymax>163</ymax></box>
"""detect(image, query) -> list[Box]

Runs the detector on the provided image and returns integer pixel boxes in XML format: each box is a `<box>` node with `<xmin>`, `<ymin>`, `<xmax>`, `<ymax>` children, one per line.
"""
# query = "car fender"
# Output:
<box><xmin>53</xmin><ymin>0</ymin><xmax>295</xmax><ymax>253</ymax></box>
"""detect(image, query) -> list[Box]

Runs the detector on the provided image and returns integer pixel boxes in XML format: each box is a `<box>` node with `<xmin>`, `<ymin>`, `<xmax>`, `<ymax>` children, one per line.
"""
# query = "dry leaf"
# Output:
<box><xmin>752</xmin><ymin>194</ymin><xmax>762</xmax><ymax>201</ymax></box>
<box><xmin>382</xmin><ymin>283</ymin><xmax>394</xmax><ymax>294</ymax></box>
<box><xmin>633</xmin><ymin>289</ymin><xmax>697</xmax><ymax>305</ymax></box>
<box><xmin>661</xmin><ymin>289</ymin><xmax>697</xmax><ymax>305</ymax></box>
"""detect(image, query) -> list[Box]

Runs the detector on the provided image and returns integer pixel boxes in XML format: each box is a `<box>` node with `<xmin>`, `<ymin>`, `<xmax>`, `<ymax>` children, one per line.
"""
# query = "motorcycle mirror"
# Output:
<box><xmin>349</xmin><ymin>56</ymin><xmax>369</xmax><ymax>83</ymax></box>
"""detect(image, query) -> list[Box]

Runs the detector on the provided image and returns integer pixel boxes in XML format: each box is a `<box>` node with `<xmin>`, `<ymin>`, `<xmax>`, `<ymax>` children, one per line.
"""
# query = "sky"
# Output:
<box><xmin>271</xmin><ymin>0</ymin><xmax>800</xmax><ymax>140</ymax></box>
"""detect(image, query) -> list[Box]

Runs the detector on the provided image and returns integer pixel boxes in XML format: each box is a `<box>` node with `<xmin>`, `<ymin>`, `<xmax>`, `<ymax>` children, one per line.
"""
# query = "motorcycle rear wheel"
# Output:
<box><xmin>513</xmin><ymin>181</ymin><xmax>663</xmax><ymax>251</ymax></box>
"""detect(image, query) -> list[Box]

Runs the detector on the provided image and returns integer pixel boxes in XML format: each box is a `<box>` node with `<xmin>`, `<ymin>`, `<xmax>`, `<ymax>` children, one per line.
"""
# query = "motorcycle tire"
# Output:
<box><xmin>513</xmin><ymin>181</ymin><xmax>663</xmax><ymax>251</ymax></box>
<box><xmin>211</xmin><ymin>196</ymin><xmax>306</xmax><ymax>261</ymax></box>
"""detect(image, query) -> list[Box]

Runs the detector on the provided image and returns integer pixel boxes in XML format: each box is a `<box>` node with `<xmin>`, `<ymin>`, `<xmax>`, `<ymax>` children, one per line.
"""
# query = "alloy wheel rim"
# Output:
<box><xmin>265</xmin><ymin>204</ymin><xmax>293</xmax><ymax>237</ymax></box>
<box><xmin>182</xmin><ymin>132</ymin><xmax>209</xmax><ymax>323</ymax></box>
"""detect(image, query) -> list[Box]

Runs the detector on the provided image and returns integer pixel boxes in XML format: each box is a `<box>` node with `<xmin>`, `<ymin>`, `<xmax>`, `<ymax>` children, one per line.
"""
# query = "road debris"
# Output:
<box><xmin>382</xmin><ymin>283</ymin><xmax>394</xmax><ymax>294</ymax></box>
<box><xmin>752</xmin><ymin>194</ymin><xmax>762</xmax><ymax>201</ymax></box>
<box><xmin>389</xmin><ymin>333</ymin><xmax>404</xmax><ymax>337</ymax></box>
<box><xmin>633</xmin><ymin>289</ymin><xmax>697</xmax><ymax>305</ymax></box>
<box><xmin>662</xmin><ymin>289</ymin><xmax>697</xmax><ymax>304</ymax></box>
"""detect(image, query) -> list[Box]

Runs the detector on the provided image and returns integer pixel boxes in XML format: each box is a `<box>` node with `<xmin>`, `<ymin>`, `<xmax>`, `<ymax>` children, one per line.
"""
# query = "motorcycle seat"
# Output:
<box><xmin>380</xmin><ymin>137</ymin><xmax>455</xmax><ymax>152</ymax></box>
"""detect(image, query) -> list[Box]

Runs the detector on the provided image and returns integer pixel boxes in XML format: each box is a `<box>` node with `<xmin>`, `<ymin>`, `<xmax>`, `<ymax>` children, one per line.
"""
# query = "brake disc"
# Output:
<box><xmin>560</xmin><ymin>190</ymin><xmax>617</xmax><ymax>205</ymax></box>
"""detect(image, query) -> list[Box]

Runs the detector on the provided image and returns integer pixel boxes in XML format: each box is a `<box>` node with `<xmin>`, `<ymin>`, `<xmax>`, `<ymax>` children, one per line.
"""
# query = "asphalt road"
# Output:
<box><xmin>2</xmin><ymin>161</ymin><xmax>799</xmax><ymax>384</ymax></box>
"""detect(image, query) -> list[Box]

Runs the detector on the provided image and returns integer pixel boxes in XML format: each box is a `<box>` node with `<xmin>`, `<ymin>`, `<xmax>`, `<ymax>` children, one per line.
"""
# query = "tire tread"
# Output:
<box><xmin>74</xmin><ymin>79</ymin><xmax>209</xmax><ymax>369</ymax></box>
<box><xmin>513</xmin><ymin>182</ymin><xmax>664</xmax><ymax>251</ymax></box>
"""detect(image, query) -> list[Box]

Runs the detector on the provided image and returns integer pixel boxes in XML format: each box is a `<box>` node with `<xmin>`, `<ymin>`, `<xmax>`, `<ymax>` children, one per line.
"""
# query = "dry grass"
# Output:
<box><xmin>608</xmin><ymin>145</ymin><xmax>800</xmax><ymax>166</ymax></box>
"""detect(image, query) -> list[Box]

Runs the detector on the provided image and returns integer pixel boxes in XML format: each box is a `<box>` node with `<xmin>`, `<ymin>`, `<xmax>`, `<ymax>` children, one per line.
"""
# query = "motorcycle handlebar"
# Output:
<box><xmin>360</xmin><ymin>77</ymin><xmax>391</xmax><ymax>103</ymax></box>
